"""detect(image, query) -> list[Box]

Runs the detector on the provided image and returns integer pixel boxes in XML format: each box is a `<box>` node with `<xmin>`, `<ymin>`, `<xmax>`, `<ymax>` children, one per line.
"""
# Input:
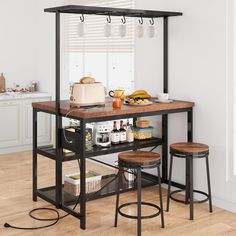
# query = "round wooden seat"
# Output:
<box><xmin>118</xmin><ymin>151</ymin><xmax>161</xmax><ymax>167</ymax></box>
<box><xmin>170</xmin><ymin>142</ymin><xmax>209</xmax><ymax>155</ymax></box>
<box><xmin>167</xmin><ymin>142</ymin><xmax>212</xmax><ymax>220</ymax></box>
<box><xmin>115</xmin><ymin>150</ymin><xmax>164</xmax><ymax>232</ymax></box>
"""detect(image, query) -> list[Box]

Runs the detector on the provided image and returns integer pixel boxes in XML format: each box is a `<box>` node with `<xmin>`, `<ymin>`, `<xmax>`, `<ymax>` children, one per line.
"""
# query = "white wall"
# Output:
<box><xmin>135</xmin><ymin>0</ymin><xmax>236</xmax><ymax>212</ymax></box>
<box><xmin>0</xmin><ymin>0</ymin><xmax>37</xmax><ymax>89</ymax></box>
<box><xmin>0</xmin><ymin>0</ymin><xmax>62</xmax><ymax>93</ymax></box>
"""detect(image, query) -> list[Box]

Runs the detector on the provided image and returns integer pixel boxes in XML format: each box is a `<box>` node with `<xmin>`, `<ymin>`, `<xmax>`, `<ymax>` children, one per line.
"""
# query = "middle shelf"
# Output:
<box><xmin>37</xmin><ymin>137</ymin><xmax>162</xmax><ymax>161</ymax></box>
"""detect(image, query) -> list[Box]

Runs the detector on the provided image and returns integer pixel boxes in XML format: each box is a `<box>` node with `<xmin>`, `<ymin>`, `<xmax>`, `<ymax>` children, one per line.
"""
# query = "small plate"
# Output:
<box><xmin>125</xmin><ymin>101</ymin><xmax>153</xmax><ymax>106</ymax></box>
<box><xmin>155</xmin><ymin>99</ymin><xmax>173</xmax><ymax>103</ymax></box>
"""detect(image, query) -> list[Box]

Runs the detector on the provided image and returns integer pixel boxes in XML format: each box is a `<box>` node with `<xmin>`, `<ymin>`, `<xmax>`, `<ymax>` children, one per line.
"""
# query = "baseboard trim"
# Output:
<box><xmin>0</xmin><ymin>143</ymin><xmax>49</xmax><ymax>155</ymax></box>
<box><xmin>212</xmin><ymin>196</ymin><xmax>236</xmax><ymax>213</ymax></box>
<box><xmin>162</xmin><ymin>184</ymin><xmax>236</xmax><ymax>213</ymax></box>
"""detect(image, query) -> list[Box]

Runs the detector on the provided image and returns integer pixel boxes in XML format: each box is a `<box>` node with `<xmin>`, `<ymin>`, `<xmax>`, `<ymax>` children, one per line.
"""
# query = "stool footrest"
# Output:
<box><xmin>118</xmin><ymin>201</ymin><xmax>161</xmax><ymax>220</ymax></box>
<box><xmin>170</xmin><ymin>189</ymin><xmax>209</xmax><ymax>204</ymax></box>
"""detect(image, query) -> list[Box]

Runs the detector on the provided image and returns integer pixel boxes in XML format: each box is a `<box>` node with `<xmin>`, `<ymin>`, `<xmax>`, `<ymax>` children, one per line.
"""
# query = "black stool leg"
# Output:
<box><xmin>166</xmin><ymin>154</ymin><xmax>173</xmax><ymax>212</ymax></box>
<box><xmin>157</xmin><ymin>166</ymin><xmax>165</xmax><ymax>228</ymax></box>
<box><xmin>185</xmin><ymin>158</ymin><xmax>190</xmax><ymax>204</ymax></box>
<box><xmin>189</xmin><ymin>157</ymin><xmax>194</xmax><ymax>220</ymax></box>
<box><xmin>206</xmin><ymin>155</ymin><xmax>213</xmax><ymax>213</ymax></box>
<box><xmin>137</xmin><ymin>167</ymin><xmax>142</xmax><ymax>236</ymax></box>
<box><xmin>114</xmin><ymin>167</ymin><xmax>122</xmax><ymax>227</ymax></box>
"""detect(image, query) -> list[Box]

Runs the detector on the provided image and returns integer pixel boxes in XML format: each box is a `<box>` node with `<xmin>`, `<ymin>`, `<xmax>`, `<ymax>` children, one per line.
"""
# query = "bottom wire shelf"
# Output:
<box><xmin>37</xmin><ymin>172</ymin><xmax>158</xmax><ymax>207</ymax></box>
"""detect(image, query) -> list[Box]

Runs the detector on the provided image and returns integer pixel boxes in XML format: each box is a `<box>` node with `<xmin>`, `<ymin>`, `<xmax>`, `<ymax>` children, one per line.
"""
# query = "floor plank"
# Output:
<box><xmin>0</xmin><ymin>151</ymin><xmax>236</xmax><ymax>236</ymax></box>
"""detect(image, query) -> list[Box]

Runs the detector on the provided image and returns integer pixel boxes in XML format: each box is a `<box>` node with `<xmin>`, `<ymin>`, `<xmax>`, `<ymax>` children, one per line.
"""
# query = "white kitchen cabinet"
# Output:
<box><xmin>22</xmin><ymin>98</ymin><xmax>51</xmax><ymax>145</ymax></box>
<box><xmin>0</xmin><ymin>93</ymin><xmax>51</xmax><ymax>154</ymax></box>
<box><xmin>0</xmin><ymin>100</ymin><xmax>22</xmax><ymax>148</ymax></box>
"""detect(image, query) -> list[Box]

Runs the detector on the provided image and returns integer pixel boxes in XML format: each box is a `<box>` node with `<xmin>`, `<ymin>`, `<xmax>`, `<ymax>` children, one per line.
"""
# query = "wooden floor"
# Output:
<box><xmin>0</xmin><ymin>151</ymin><xmax>236</xmax><ymax>236</ymax></box>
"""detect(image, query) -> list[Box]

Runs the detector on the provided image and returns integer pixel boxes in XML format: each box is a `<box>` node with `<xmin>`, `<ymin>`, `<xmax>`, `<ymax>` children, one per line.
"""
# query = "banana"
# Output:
<box><xmin>131</xmin><ymin>94</ymin><xmax>150</xmax><ymax>99</ymax></box>
<box><xmin>131</xmin><ymin>90</ymin><xmax>148</xmax><ymax>95</ymax></box>
<box><xmin>127</xmin><ymin>90</ymin><xmax>151</xmax><ymax>99</ymax></box>
<box><xmin>128</xmin><ymin>94</ymin><xmax>151</xmax><ymax>99</ymax></box>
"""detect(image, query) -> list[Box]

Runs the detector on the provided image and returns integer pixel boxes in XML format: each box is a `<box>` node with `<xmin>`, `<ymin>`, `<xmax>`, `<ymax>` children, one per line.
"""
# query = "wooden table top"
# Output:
<box><xmin>32</xmin><ymin>98</ymin><xmax>194</xmax><ymax>120</ymax></box>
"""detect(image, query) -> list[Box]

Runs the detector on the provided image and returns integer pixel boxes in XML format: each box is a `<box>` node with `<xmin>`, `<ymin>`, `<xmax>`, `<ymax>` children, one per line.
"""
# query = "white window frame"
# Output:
<box><xmin>63</xmin><ymin>0</ymin><xmax>135</xmax><ymax>94</ymax></box>
<box><xmin>226</xmin><ymin>0</ymin><xmax>236</xmax><ymax>182</ymax></box>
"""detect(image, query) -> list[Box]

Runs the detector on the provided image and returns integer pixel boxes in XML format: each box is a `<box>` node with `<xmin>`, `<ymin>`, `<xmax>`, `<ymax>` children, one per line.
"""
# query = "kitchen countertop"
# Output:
<box><xmin>32</xmin><ymin>98</ymin><xmax>194</xmax><ymax>120</ymax></box>
<box><xmin>0</xmin><ymin>92</ymin><xmax>51</xmax><ymax>101</ymax></box>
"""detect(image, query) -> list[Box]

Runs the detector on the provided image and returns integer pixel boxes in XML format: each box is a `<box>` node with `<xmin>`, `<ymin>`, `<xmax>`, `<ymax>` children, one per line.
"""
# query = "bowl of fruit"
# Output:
<box><xmin>125</xmin><ymin>90</ymin><xmax>152</xmax><ymax>106</ymax></box>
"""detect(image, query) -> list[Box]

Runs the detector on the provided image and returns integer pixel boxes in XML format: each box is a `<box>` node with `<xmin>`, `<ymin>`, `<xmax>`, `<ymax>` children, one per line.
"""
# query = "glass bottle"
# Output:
<box><xmin>111</xmin><ymin>121</ymin><xmax>120</xmax><ymax>145</ymax></box>
<box><xmin>119</xmin><ymin>120</ymin><xmax>126</xmax><ymax>143</ymax></box>
<box><xmin>126</xmin><ymin>120</ymin><xmax>134</xmax><ymax>143</ymax></box>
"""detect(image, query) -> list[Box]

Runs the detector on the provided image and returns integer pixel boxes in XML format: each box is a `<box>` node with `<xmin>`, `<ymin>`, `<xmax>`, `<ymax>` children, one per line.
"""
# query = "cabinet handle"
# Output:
<box><xmin>1</xmin><ymin>101</ymin><xmax>18</xmax><ymax>105</ymax></box>
<box><xmin>3</xmin><ymin>102</ymin><xmax>11</xmax><ymax>105</ymax></box>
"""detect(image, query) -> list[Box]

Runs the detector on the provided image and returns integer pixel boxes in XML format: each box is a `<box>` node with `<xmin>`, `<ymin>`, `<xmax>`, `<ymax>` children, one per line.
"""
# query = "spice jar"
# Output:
<box><xmin>112</xmin><ymin>98</ymin><xmax>122</xmax><ymax>109</ymax></box>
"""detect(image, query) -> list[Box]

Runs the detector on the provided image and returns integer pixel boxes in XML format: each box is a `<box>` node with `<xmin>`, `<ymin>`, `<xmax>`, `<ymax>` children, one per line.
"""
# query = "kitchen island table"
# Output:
<box><xmin>32</xmin><ymin>98</ymin><xmax>194</xmax><ymax>229</ymax></box>
<box><xmin>33</xmin><ymin>4</ymin><xmax>186</xmax><ymax>230</ymax></box>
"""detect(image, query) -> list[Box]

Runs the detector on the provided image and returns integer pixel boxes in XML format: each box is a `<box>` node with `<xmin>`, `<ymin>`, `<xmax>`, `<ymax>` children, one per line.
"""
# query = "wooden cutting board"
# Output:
<box><xmin>0</xmin><ymin>73</ymin><xmax>6</xmax><ymax>93</ymax></box>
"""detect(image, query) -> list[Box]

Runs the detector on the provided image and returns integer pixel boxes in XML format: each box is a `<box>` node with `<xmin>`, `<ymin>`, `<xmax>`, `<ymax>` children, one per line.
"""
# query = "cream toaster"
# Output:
<box><xmin>70</xmin><ymin>82</ymin><xmax>105</xmax><ymax>107</ymax></box>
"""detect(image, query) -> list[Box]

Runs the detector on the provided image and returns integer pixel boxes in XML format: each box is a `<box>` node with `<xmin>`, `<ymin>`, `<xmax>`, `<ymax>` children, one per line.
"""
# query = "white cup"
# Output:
<box><xmin>157</xmin><ymin>93</ymin><xmax>169</xmax><ymax>101</ymax></box>
<box><xmin>147</xmin><ymin>25</ymin><xmax>155</xmax><ymax>38</ymax></box>
<box><xmin>104</xmin><ymin>23</ymin><xmax>112</xmax><ymax>37</ymax></box>
<box><xmin>78</xmin><ymin>23</ymin><xmax>86</xmax><ymax>37</ymax></box>
<box><xmin>119</xmin><ymin>24</ymin><xmax>127</xmax><ymax>38</ymax></box>
<box><xmin>136</xmin><ymin>25</ymin><xmax>144</xmax><ymax>38</ymax></box>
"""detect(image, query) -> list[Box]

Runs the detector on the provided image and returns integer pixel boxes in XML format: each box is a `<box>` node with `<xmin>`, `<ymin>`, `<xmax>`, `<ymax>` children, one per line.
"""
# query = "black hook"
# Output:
<box><xmin>80</xmin><ymin>14</ymin><xmax>84</xmax><ymax>22</ymax></box>
<box><xmin>107</xmin><ymin>14</ymin><xmax>111</xmax><ymax>23</ymax></box>
<box><xmin>149</xmin><ymin>18</ymin><xmax>154</xmax><ymax>25</ymax></box>
<box><xmin>121</xmin><ymin>16</ymin><xmax>126</xmax><ymax>24</ymax></box>
<box><xmin>138</xmin><ymin>16</ymin><xmax>143</xmax><ymax>25</ymax></box>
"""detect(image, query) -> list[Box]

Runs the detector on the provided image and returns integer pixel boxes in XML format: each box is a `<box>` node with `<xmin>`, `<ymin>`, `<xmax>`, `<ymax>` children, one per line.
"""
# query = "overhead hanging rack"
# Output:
<box><xmin>44</xmin><ymin>5</ymin><xmax>182</xmax><ymax>18</ymax></box>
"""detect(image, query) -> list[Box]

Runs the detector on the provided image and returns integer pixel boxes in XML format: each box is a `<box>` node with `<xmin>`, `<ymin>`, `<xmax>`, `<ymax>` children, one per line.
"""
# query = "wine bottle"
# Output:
<box><xmin>119</xmin><ymin>120</ymin><xmax>126</xmax><ymax>143</ymax></box>
<box><xmin>111</xmin><ymin>121</ymin><xmax>120</xmax><ymax>145</ymax></box>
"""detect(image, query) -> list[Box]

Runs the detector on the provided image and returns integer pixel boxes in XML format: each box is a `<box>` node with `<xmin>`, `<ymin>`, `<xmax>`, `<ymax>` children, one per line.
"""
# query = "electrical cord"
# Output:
<box><xmin>4</xmin><ymin>174</ymin><xmax>118</xmax><ymax>231</ymax></box>
<box><xmin>4</xmin><ymin>208</ymin><xmax>60</xmax><ymax>230</ymax></box>
<box><xmin>63</xmin><ymin>108</ymin><xmax>81</xmax><ymax>144</ymax></box>
<box><xmin>4</xmin><ymin>160</ymin><xmax>81</xmax><ymax>230</ymax></box>
<box><xmin>4</xmin><ymin>197</ymin><xmax>81</xmax><ymax>230</ymax></box>
<box><xmin>4</xmin><ymin>159</ymin><xmax>118</xmax><ymax>231</ymax></box>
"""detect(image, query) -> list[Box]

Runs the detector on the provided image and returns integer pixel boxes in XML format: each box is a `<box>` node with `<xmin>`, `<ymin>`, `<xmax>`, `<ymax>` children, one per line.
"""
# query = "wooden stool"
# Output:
<box><xmin>166</xmin><ymin>142</ymin><xmax>213</xmax><ymax>220</ymax></box>
<box><xmin>114</xmin><ymin>151</ymin><xmax>164</xmax><ymax>236</ymax></box>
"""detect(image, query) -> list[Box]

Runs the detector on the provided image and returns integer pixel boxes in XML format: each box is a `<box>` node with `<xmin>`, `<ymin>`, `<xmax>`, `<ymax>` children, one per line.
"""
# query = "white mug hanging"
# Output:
<box><xmin>119</xmin><ymin>25</ymin><xmax>127</xmax><ymax>37</ymax></box>
<box><xmin>136</xmin><ymin>25</ymin><xmax>144</xmax><ymax>38</ymax></box>
<box><xmin>78</xmin><ymin>22</ymin><xmax>86</xmax><ymax>37</ymax></box>
<box><xmin>147</xmin><ymin>25</ymin><xmax>155</xmax><ymax>38</ymax></box>
<box><xmin>104</xmin><ymin>23</ymin><xmax>112</xmax><ymax>37</ymax></box>
<box><xmin>119</xmin><ymin>16</ymin><xmax>127</xmax><ymax>38</ymax></box>
<box><xmin>104</xmin><ymin>15</ymin><xmax>112</xmax><ymax>37</ymax></box>
<box><xmin>136</xmin><ymin>17</ymin><xmax>144</xmax><ymax>38</ymax></box>
<box><xmin>147</xmin><ymin>18</ymin><xmax>156</xmax><ymax>38</ymax></box>
<box><xmin>77</xmin><ymin>14</ymin><xmax>86</xmax><ymax>37</ymax></box>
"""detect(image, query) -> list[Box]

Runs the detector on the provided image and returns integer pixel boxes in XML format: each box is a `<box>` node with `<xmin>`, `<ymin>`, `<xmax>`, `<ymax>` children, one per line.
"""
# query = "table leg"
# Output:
<box><xmin>186</xmin><ymin>109</ymin><xmax>193</xmax><ymax>203</ymax></box>
<box><xmin>80</xmin><ymin>120</ymin><xmax>86</xmax><ymax>230</ymax></box>
<box><xmin>55</xmin><ymin>117</ymin><xmax>63</xmax><ymax>208</ymax></box>
<box><xmin>33</xmin><ymin>109</ymin><xmax>37</xmax><ymax>202</ymax></box>
<box><xmin>162</xmin><ymin>114</ymin><xmax>168</xmax><ymax>182</ymax></box>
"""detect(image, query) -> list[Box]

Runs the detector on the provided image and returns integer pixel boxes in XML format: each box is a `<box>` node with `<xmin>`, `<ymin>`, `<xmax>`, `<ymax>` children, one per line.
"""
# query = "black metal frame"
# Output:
<box><xmin>114</xmin><ymin>163</ymin><xmax>164</xmax><ymax>236</ymax></box>
<box><xmin>32</xmin><ymin>5</ymin><xmax>187</xmax><ymax>230</ymax></box>
<box><xmin>44</xmin><ymin>5</ymin><xmax>182</xmax><ymax>18</ymax></box>
<box><xmin>166</xmin><ymin>150</ymin><xmax>213</xmax><ymax>220</ymax></box>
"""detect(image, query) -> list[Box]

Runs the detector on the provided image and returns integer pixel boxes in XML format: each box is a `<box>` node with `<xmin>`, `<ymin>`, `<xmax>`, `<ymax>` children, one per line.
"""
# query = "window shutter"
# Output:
<box><xmin>63</xmin><ymin>0</ymin><xmax>134</xmax><ymax>53</ymax></box>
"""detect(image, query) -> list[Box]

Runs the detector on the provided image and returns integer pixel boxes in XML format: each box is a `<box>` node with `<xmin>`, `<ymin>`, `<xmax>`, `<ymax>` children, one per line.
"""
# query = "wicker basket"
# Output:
<box><xmin>64</xmin><ymin>171</ymin><xmax>102</xmax><ymax>196</ymax></box>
